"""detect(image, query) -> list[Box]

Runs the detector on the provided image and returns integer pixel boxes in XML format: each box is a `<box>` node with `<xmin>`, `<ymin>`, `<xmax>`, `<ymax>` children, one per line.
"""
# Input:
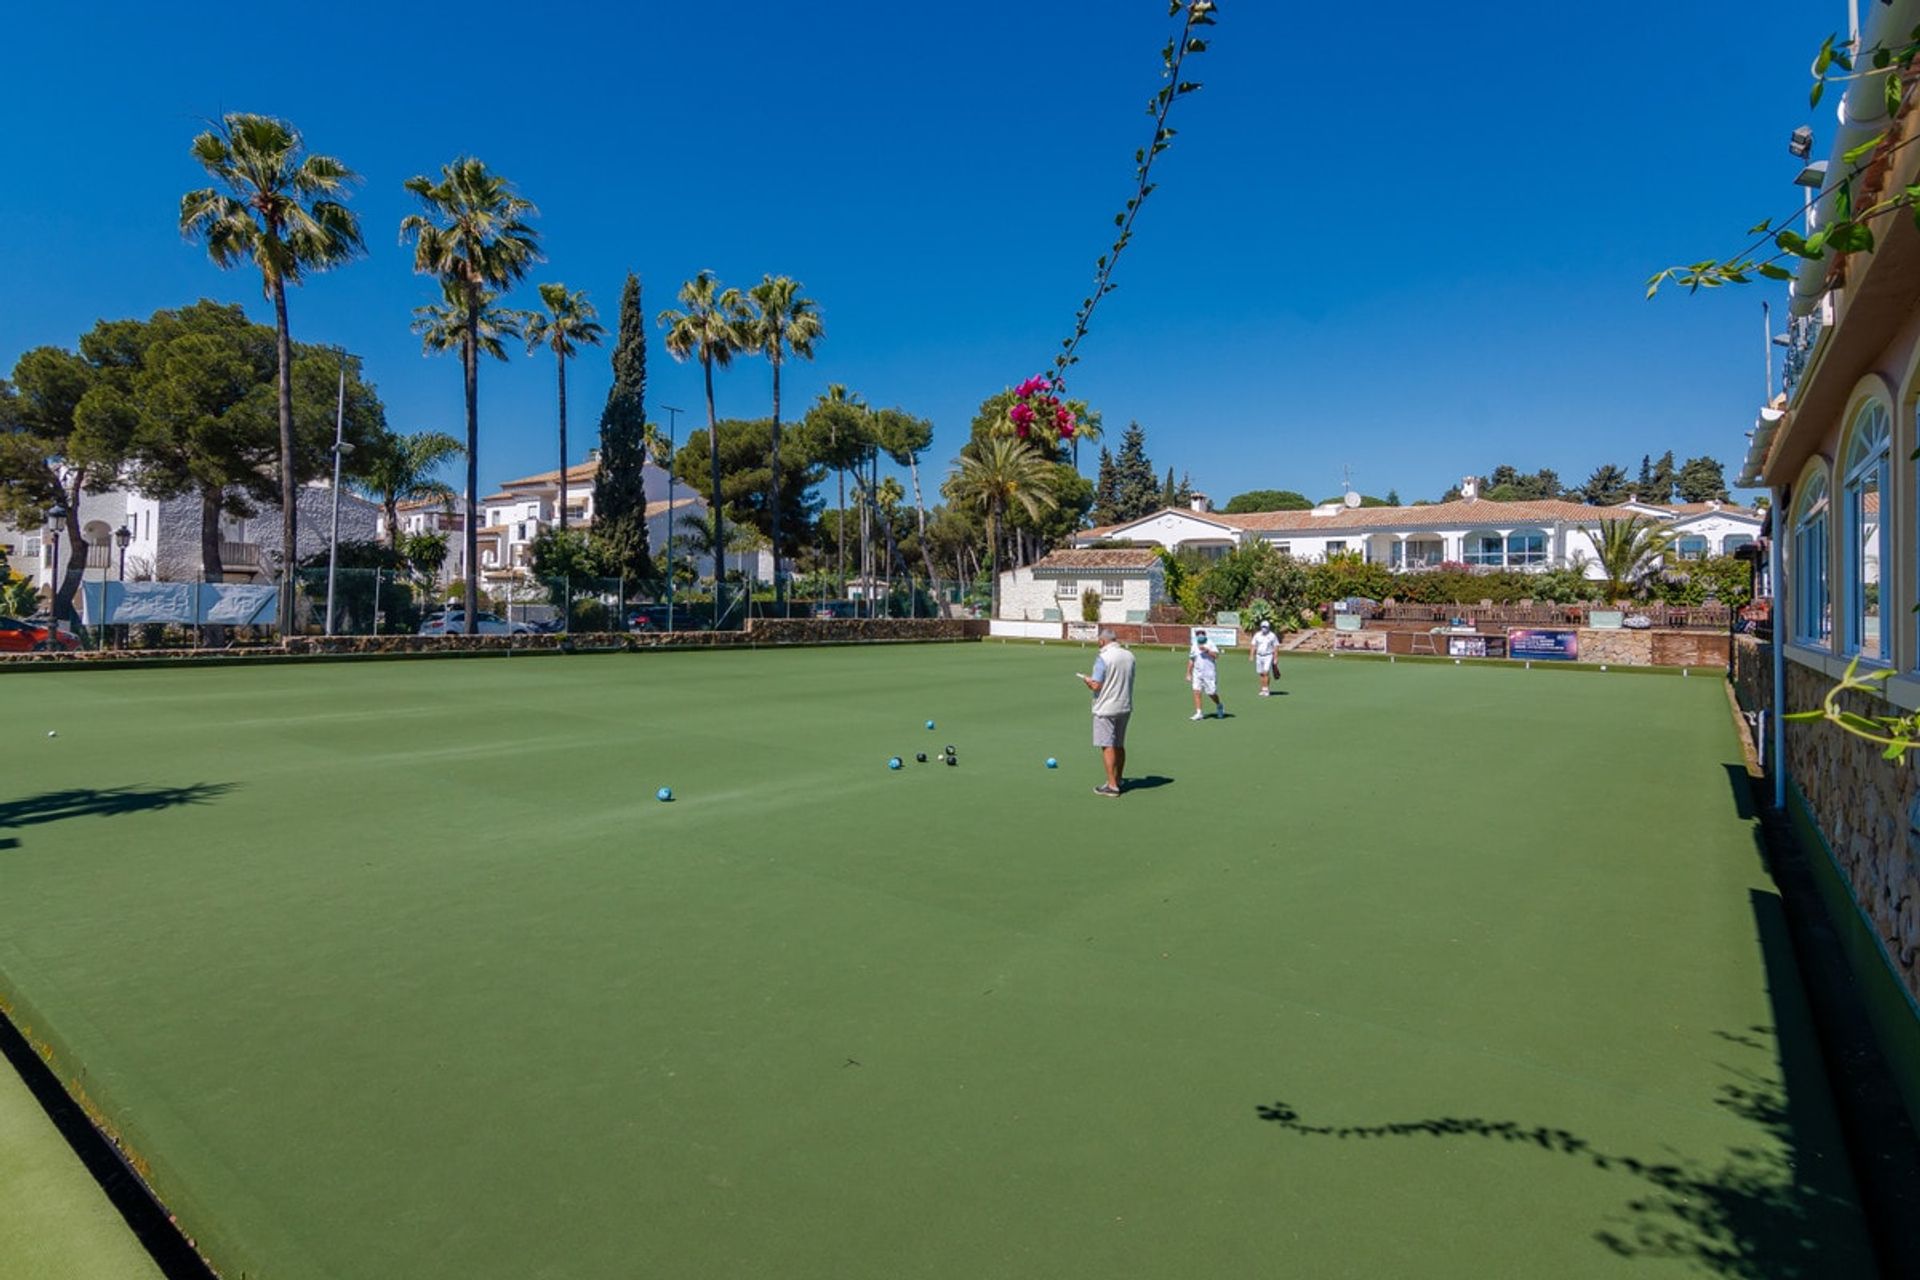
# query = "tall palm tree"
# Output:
<box><xmin>181</xmin><ymin>112</ymin><xmax>363</xmax><ymax>632</ymax></box>
<box><xmin>358</xmin><ymin>428</ymin><xmax>465</xmax><ymax>552</ymax></box>
<box><xmin>399</xmin><ymin>158</ymin><xmax>540</xmax><ymax>633</ymax></box>
<box><xmin>1587</xmin><ymin>515</ymin><xmax>1677</xmax><ymax>601</ymax></box>
<box><xmin>659</xmin><ymin>272</ymin><xmax>747</xmax><ymax>624</ymax></box>
<box><xmin>523</xmin><ymin>283</ymin><xmax>604</xmax><ymax>535</ymax></box>
<box><xmin>744</xmin><ymin>275</ymin><xmax>824</xmax><ymax>611</ymax></box>
<box><xmin>805</xmin><ymin>383</ymin><xmax>869</xmax><ymax>596</ymax></box>
<box><xmin>949</xmin><ymin>438</ymin><xmax>1058</xmax><ymax>618</ymax></box>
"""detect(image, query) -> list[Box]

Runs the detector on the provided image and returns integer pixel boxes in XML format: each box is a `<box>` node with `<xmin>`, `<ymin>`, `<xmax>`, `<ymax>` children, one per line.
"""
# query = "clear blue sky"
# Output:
<box><xmin>1</xmin><ymin>2</ymin><xmax>1829</xmax><ymax>506</ymax></box>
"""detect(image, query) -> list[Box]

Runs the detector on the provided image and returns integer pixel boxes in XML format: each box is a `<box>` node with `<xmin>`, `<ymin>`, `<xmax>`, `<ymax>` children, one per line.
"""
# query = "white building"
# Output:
<box><xmin>3</xmin><ymin>482</ymin><xmax>379</xmax><ymax>596</ymax></box>
<box><xmin>997</xmin><ymin>548</ymin><xmax>1166</xmax><ymax>622</ymax></box>
<box><xmin>1073</xmin><ymin>488</ymin><xmax>1762</xmax><ymax>576</ymax></box>
<box><xmin>467</xmin><ymin>453</ymin><xmax>772</xmax><ymax>586</ymax></box>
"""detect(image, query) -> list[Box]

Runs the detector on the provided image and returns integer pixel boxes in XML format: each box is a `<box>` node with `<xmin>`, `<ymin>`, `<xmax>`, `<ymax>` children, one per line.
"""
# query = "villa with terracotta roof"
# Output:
<box><xmin>1072</xmin><ymin>482</ymin><xmax>1762</xmax><ymax>578</ymax></box>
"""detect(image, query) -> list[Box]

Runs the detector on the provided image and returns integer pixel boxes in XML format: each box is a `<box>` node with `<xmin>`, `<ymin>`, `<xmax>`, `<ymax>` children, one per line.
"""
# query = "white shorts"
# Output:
<box><xmin>1191</xmin><ymin>670</ymin><xmax>1217</xmax><ymax>695</ymax></box>
<box><xmin>1255</xmin><ymin>655</ymin><xmax>1275</xmax><ymax>676</ymax></box>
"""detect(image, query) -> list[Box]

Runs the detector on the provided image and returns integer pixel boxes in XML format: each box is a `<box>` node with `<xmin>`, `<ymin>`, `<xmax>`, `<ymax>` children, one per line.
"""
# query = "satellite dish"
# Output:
<box><xmin>1343</xmin><ymin>490</ymin><xmax>1362</xmax><ymax>509</ymax></box>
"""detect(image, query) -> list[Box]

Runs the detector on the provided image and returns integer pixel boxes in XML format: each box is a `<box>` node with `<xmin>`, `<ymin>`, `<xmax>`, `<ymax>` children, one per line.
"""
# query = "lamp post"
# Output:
<box><xmin>46</xmin><ymin>503</ymin><xmax>66</xmax><ymax>627</ymax></box>
<box><xmin>114</xmin><ymin>523</ymin><xmax>131</xmax><ymax>649</ymax></box>
<box><xmin>324</xmin><ymin>356</ymin><xmax>351</xmax><ymax>636</ymax></box>
<box><xmin>661</xmin><ymin>404</ymin><xmax>682</xmax><ymax>632</ymax></box>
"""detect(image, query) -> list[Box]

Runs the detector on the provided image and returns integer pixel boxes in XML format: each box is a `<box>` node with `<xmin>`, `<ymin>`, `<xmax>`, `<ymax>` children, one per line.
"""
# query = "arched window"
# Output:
<box><xmin>1464</xmin><ymin>533</ymin><xmax>1504</xmax><ymax>566</ymax></box>
<box><xmin>1506</xmin><ymin>529</ymin><xmax>1547</xmax><ymax>566</ymax></box>
<box><xmin>1721</xmin><ymin>534</ymin><xmax>1754</xmax><ymax>555</ymax></box>
<box><xmin>1792</xmin><ymin>470</ymin><xmax>1831</xmax><ymax>648</ymax></box>
<box><xmin>1842</xmin><ymin>402</ymin><xmax>1888</xmax><ymax>659</ymax></box>
<box><xmin>1675</xmin><ymin>535</ymin><xmax>1709</xmax><ymax>561</ymax></box>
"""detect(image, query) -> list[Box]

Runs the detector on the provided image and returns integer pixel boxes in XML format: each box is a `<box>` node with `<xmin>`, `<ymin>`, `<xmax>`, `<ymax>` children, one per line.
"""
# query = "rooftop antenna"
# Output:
<box><xmin>1341</xmin><ymin>464</ymin><xmax>1361</xmax><ymax>509</ymax></box>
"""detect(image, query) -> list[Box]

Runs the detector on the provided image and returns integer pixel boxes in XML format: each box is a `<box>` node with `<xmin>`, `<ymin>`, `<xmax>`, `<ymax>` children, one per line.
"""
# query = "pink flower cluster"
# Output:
<box><xmin>1008</xmin><ymin>374</ymin><xmax>1079</xmax><ymax>442</ymax></box>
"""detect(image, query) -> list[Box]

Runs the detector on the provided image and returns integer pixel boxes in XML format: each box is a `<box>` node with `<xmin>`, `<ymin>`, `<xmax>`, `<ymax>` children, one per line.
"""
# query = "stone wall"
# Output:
<box><xmin>1785</xmin><ymin>658</ymin><xmax>1920</xmax><ymax>1005</ymax></box>
<box><xmin>1648</xmin><ymin>630</ymin><xmax>1730</xmax><ymax>669</ymax></box>
<box><xmin>1574</xmin><ymin>628</ymin><xmax>1652</xmax><ymax>665</ymax></box>
<box><xmin>1731</xmin><ymin>635</ymin><xmax>1771</xmax><ymax>716</ymax></box>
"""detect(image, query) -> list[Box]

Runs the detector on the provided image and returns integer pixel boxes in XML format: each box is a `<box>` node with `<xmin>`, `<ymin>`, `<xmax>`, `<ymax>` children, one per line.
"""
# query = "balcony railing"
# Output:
<box><xmin>221</xmin><ymin>541</ymin><xmax>261</xmax><ymax>568</ymax></box>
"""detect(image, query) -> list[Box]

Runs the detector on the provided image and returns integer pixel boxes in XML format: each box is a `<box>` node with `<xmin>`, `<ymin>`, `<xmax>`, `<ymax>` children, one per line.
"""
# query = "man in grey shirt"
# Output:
<box><xmin>1078</xmin><ymin>627</ymin><xmax>1136</xmax><ymax>797</ymax></box>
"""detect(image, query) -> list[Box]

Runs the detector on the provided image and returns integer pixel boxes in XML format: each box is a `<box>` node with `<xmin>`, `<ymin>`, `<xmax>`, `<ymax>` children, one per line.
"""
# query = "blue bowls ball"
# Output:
<box><xmin>888</xmin><ymin>757</ymin><xmax>903</xmax><ymax>770</ymax></box>
<box><xmin>656</xmin><ymin>787</ymin><xmax>673</xmax><ymax>802</ymax></box>
<box><xmin>1045</xmin><ymin>757</ymin><xmax>1058</xmax><ymax>769</ymax></box>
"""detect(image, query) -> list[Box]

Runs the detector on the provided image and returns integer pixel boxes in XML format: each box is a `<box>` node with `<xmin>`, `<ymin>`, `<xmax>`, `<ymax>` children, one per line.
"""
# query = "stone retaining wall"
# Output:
<box><xmin>1731</xmin><ymin>635</ymin><xmax>1771</xmax><ymax>716</ymax></box>
<box><xmin>1574</xmin><ymin>628</ymin><xmax>1652</xmax><ymax>665</ymax></box>
<box><xmin>1785</xmin><ymin>658</ymin><xmax>1920</xmax><ymax>1005</ymax></box>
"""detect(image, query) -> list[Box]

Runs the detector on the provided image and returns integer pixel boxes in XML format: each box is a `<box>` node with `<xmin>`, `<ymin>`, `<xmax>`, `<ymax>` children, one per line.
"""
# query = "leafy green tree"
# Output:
<box><xmin>399</xmin><ymin>529</ymin><xmax>450</xmax><ymax>598</ymax></box>
<box><xmin>523</xmin><ymin>283</ymin><xmax>604</xmax><ymax>535</ymax></box>
<box><xmin>1222</xmin><ymin>489</ymin><xmax>1311</xmax><ymax>513</ymax></box>
<box><xmin>1384</xmin><ymin>488</ymin><xmax>1402</xmax><ymax>506</ymax></box>
<box><xmin>744</xmin><ymin>275</ymin><xmax>824</xmax><ymax>607</ymax></box>
<box><xmin>659</xmin><ymin>271</ymin><xmax>748</xmax><ymax>622</ymax></box>
<box><xmin>1675</xmin><ymin>455</ymin><xmax>1729</xmax><ymax>503</ymax></box>
<box><xmin>804</xmin><ymin>384</ymin><xmax>874</xmax><ymax>591</ymax></box>
<box><xmin>528</xmin><ymin>525</ymin><xmax>607</xmax><ymax>594</ymax></box>
<box><xmin>946</xmin><ymin>438</ymin><xmax>1058</xmax><ymax>617</ymax></box>
<box><xmin>872</xmin><ymin>406</ymin><xmax>944</xmax><ymax>604</ymax></box>
<box><xmin>673</xmin><ymin>419</ymin><xmax>827</xmax><ymax>563</ymax></box>
<box><xmin>592</xmin><ymin>274</ymin><xmax>654</xmax><ymax>585</ymax></box>
<box><xmin>181</xmin><ymin>113</ymin><xmax>363</xmax><ymax>630</ymax></box>
<box><xmin>1587</xmin><ymin>515</ymin><xmax>1677</xmax><ymax>600</ymax></box>
<box><xmin>358</xmin><ymin>427</ymin><xmax>462</xmax><ymax>553</ymax></box>
<box><xmin>400</xmin><ymin>157</ymin><xmax>541</xmax><ymax>632</ymax></box>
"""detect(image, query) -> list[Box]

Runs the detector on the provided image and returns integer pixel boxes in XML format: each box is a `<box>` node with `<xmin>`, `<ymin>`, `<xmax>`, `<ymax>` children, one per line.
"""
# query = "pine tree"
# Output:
<box><xmin>1385</xmin><ymin>488</ymin><xmax>1401</xmax><ymax>506</ymax></box>
<box><xmin>592</xmin><ymin>273</ymin><xmax>653</xmax><ymax>582</ymax></box>
<box><xmin>1675</xmin><ymin>455</ymin><xmax>1728</xmax><ymax>503</ymax></box>
<box><xmin>1091</xmin><ymin>446</ymin><xmax>1121</xmax><ymax>525</ymax></box>
<box><xmin>1176</xmin><ymin>470</ymin><xmax>1193</xmax><ymax>505</ymax></box>
<box><xmin>1648</xmin><ymin>450</ymin><xmax>1678</xmax><ymax>503</ymax></box>
<box><xmin>1636</xmin><ymin>454</ymin><xmax>1653</xmax><ymax>493</ymax></box>
<box><xmin>1110</xmin><ymin>421</ymin><xmax>1159</xmax><ymax>520</ymax></box>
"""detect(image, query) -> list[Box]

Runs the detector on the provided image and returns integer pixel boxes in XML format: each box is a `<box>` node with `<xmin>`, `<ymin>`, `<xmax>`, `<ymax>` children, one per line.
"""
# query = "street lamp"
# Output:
<box><xmin>325</xmin><ymin>355</ymin><xmax>350</xmax><ymax>636</ymax></box>
<box><xmin>115</xmin><ymin>525</ymin><xmax>131</xmax><ymax>580</ymax></box>
<box><xmin>661</xmin><ymin>404</ymin><xmax>682</xmax><ymax>632</ymax></box>
<box><xmin>46</xmin><ymin>503</ymin><xmax>66</xmax><ymax>626</ymax></box>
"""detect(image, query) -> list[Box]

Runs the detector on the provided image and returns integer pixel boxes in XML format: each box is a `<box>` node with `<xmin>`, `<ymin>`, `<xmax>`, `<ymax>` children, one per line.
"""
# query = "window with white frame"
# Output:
<box><xmin>1464</xmin><ymin>533</ymin><xmax>1504</xmax><ymax>566</ymax></box>
<box><xmin>1722</xmin><ymin>534</ymin><xmax>1754</xmax><ymax>555</ymax></box>
<box><xmin>25</xmin><ymin>536</ymin><xmax>41</xmax><ymax>558</ymax></box>
<box><xmin>1055</xmin><ymin>577</ymin><xmax>1078</xmax><ymax>599</ymax></box>
<box><xmin>1675</xmin><ymin>535</ymin><xmax>1709</xmax><ymax>561</ymax></box>
<box><xmin>1325</xmin><ymin>540</ymin><xmax>1348</xmax><ymax>556</ymax></box>
<box><xmin>1273</xmin><ymin>542</ymin><xmax>1292</xmax><ymax>558</ymax></box>
<box><xmin>1101</xmin><ymin>578</ymin><xmax>1124</xmax><ymax>599</ymax></box>
<box><xmin>1791</xmin><ymin>471</ymin><xmax>1830</xmax><ymax>648</ymax></box>
<box><xmin>1842</xmin><ymin>401</ymin><xmax>1888</xmax><ymax>659</ymax></box>
<box><xmin>1506</xmin><ymin>530</ymin><xmax>1547</xmax><ymax>566</ymax></box>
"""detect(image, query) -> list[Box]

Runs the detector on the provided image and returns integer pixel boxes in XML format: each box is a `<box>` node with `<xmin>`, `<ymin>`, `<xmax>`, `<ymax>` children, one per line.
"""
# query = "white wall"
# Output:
<box><xmin>996</xmin><ymin>567</ymin><xmax>1162</xmax><ymax>621</ymax></box>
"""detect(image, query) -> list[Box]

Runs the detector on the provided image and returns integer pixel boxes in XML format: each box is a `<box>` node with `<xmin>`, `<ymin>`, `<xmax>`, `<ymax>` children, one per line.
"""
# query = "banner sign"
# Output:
<box><xmin>1447</xmin><ymin>634</ymin><xmax>1489</xmax><ymax>658</ymax></box>
<box><xmin>1065</xmin><ymin>621</ymin><xmax>1100</xmax><ymax>643</ymax></box>
<box><xmin>1190</xmin><ymin>625</ymin><xmax>1239</xmax><ymax>649</ymax></box>
<box><xmin>1508</xmin><ymin>628</ymin><xmax>1579</xmax><ymax>661</ymax></box>
<box><xmin>81</xmin><ymin>581</ymin><xmax>280</xmax><ymax>627</ymax></box>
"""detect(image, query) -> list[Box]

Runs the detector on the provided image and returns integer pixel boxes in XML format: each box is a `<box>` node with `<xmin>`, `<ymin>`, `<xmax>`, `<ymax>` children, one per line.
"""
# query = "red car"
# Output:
<box><xmin>0</xmin><ymin>617</ymin><xmax>80</xmax><ymax>652</ymax></box>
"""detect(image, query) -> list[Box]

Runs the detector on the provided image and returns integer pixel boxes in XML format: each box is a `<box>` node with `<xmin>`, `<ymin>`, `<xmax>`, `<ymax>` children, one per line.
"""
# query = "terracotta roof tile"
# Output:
<box><xmin>1030</xmin><ymin>548</ymin><xmax>1162</xmax><ymax>572</ymax></box>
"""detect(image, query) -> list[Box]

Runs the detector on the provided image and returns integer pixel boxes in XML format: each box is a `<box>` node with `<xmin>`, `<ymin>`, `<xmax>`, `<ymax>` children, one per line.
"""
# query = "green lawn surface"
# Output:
<box><xmin>0</xmin><ymin>646</ymin><xmax>1878</xmax><ymax>1278</ymax></box>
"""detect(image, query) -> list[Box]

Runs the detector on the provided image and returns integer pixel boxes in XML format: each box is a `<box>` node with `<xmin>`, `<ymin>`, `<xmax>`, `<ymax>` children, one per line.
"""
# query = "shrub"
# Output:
<box><xmin>1081</xmin><ymin>588</ymin><xmax>1101</xmax><ymax>622</ymax></box>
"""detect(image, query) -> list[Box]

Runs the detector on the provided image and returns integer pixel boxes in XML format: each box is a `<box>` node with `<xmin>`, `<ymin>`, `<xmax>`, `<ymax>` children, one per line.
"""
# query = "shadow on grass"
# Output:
<box><xmin>0</xmin><ymin>784</ymin><xmax>236</xmax><ymax>835</ymax></box>
<box><xmin>1122</xmin><ymin>775</ymin><xmax>1175</xmax><ymax>792</ymax></box>
<box><xmin>1724</xmin><ymin>762</ymin><xmax>1757</xmax><ymax>821</ymax></box>
<box><xmin>1254</xmin><ymin>890</ymin><xmax>1876</xmax><ymax>1277</ymax></box>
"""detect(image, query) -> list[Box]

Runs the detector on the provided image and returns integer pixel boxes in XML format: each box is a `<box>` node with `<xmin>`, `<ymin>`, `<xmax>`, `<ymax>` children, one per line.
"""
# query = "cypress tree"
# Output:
<box><xmin>1110</xmin><ymin>421</ymin><xmax>1159</xmax><ymax>520</ymax></box>
<box><xmin>593</xmin><ymin>273</ymin><xmax>653</xmax><ymax>582</ymax></box>
<box><xmin>1091</xmin><ymin>446</ymin><xmax>1120</xmax><ymax>525</ymax></box>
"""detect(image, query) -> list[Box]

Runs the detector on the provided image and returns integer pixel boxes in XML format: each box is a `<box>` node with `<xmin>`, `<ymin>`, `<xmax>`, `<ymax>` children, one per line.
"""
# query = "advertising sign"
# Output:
<box><xmin>1446</xmin><ymin>634</ymin><xmax>1489</xmax><ymax>658</ymax></box>
<box><xmin>1508</xmin><ymin>628</ymin><xmax>1579</xmax><ymax>661</ymax></box>
<box><xmin>1190</xmin><ymin>625</ymin><xmax>1239</xmax><ymax>649</ymax></box>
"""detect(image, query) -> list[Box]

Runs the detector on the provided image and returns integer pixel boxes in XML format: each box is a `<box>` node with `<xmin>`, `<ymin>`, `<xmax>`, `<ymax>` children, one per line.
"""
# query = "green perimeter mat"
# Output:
<box><xmin>0</xmin><ymin>646</ymin><xmax>1879</xmax><ymax>1277</ymax></box>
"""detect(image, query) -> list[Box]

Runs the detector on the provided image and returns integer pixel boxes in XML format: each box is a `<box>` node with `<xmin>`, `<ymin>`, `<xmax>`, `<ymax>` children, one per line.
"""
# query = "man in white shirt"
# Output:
<box><xmin>1250</xmin><ymin>619</ymin><xmax>1281</xmax><ymax>696</ymax></box>
<box><xmin>1078</xmin><ymin>627</ymin><xmax>1135</xmax><ymax>797</ymax></box>
<box><xmin>1187</xmin><ymin>630</ymin><xmax>1225</xmax><ymax>721</ymax></box>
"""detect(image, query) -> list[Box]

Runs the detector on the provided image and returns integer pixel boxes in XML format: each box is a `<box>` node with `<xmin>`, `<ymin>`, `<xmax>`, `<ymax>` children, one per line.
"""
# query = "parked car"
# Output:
<box><xmin>625</xmin><ymin>605</ymin><xmax>675</xmax><ymax>631</ymax></box>
<box><xmin>417</xmin><ymin>610</ymin><xmax>534</xmax><ymax>636</ymax></box>
<box><xmin>0</xmin><ymin>617</ymin><xmax>81</xmax><ymax>652</ymax></box>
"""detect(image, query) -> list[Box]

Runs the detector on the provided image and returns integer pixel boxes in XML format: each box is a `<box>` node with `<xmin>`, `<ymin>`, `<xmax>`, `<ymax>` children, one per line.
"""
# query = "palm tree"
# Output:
<box><xmin>358</xmin><ymin>428</ymin><xmax>465</xmax><ymax>552</ymax></box>
<box><xmin>523</xmin><ymin>283</ymin><xmax>605</xmax><ymax>535</ymax></box>
<box><xmin>399</xmin><ymin>158</ymin><xmax>540</xmax><ymax>633</ymax></box>
<box><xmin>805</xmin><ymin>383</ymin><xmax>870</xmax><ymax>596</ymax></box>
<box><xmin>744</xmin><ymin>276</ymin><xmax>824</xmax><ymax>611</ymax></box>
<box><xmin>659</xmin><ymin>272</ymin><xmax>748</xmax><ymax>625</ymax></box>
<box><xmin>1587</xmin><ymin>515</ymin><xmax>1677</xmax><ymax>601</ymax></box>
<box><xmin>949</xmin><ymin>438</ymin><xmax>1058</xmax><ymax>618</ymax></box>
<box><xmin>180</xmin><ymin>113</ymin><xmax>363</xmax><ymax>632</ymax></box>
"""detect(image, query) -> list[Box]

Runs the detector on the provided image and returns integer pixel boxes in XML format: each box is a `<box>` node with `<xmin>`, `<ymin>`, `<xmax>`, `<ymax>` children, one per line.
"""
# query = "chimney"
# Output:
<box><xmin>1189</xmin><ymin>492</ymin><xmax>1210</xmax><ymax>514</ymax></box>
<box><xmin>1459</xmin><ymin>476</ymin><xmax>1478</xmax><ymax>501</ymax></box>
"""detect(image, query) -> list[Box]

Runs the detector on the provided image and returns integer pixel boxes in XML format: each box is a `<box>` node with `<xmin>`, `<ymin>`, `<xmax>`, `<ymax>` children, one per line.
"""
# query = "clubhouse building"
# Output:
<box><xmin>1071</xmin><ymin>486</ymin><xmax>1761</xmax><ymax>575</ymax></box>
<box><xmin>1735</xmin><ymin>0</ymin><xmax>1920</xmax><ymax>1128</ymax></box>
